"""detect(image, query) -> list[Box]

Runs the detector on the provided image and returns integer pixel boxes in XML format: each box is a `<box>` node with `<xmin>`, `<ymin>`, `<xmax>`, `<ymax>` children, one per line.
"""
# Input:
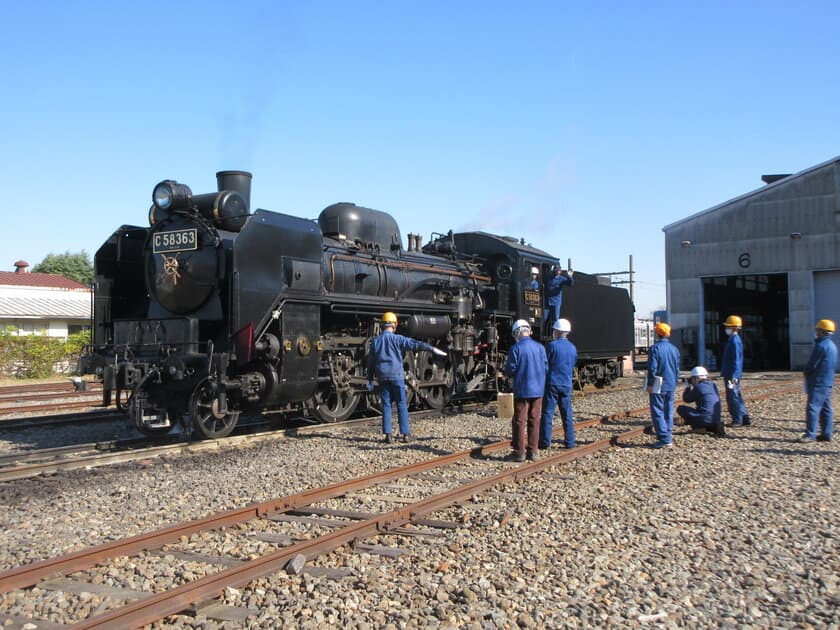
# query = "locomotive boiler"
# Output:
<box><xmin>81</xmin><ymin>171</ymin><xmax>633</xmax><ymax>439</ymax></box>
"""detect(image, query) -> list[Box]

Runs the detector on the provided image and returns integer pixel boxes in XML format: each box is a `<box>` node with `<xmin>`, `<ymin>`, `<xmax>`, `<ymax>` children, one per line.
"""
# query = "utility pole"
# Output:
<box><xmin>592</xmin><ymin>255</ymin><xmax>635</xmax><ymax>303</ymax></box>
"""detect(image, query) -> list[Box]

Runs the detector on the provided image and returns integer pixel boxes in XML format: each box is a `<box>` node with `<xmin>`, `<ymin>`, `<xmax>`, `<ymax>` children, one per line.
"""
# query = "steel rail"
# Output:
<box><xmin>69</xmin><ymin>425</ymin><xmax>644</xmax><ymax>629</ymax></box>
<box><xmin>0</xmin><ymin>401</ymin><xmax>646</xmax><ymax>593</ymax></box>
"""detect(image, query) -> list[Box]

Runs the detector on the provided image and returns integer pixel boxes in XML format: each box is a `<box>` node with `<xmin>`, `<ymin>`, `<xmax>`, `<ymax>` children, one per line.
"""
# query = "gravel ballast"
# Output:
<box><xmin>0</xmin><ymin>373</ymin><xmax>837</xmax><ymax>628</ymax></box>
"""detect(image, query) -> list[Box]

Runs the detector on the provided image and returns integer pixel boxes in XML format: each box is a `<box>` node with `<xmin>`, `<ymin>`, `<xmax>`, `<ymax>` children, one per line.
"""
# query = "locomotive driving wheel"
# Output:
<box><xmin>189</xmin><ymin>377</ymin><xmax>240</xmax><ymax>439</ymax></box>
<box><xmin>314</xmin><ymin>351</ymin><xmax>363</xmax><ymax>423</ymax></box>
<box><xmin>415</xmin><ymin>350</ymin><xmax>453</xmax><ymax>410</ymax></box>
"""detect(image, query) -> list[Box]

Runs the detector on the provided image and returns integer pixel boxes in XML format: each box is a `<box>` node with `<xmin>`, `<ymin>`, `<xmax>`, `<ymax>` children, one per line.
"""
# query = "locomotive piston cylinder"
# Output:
<box><xmin>406</xmin><ymin>314</ymin><xmax>451</xmax><ymax>339</ymax></box>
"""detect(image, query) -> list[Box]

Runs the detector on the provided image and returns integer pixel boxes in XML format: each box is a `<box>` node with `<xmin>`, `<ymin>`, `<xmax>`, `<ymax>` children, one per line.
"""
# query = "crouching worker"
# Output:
<box><xmin>367</xmin><ymin>311</ymin><xmax>446</xmax><ymax>443</ymax></box>
<box><xmin>676</xmin><ymin>366</ymin><xmax>725</xmax><ymax>437</ymax></box>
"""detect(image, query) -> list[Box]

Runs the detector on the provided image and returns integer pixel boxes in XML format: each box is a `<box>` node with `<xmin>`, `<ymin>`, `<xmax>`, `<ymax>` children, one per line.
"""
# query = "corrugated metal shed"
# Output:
<box><xmin>662</xmin><ymin>155</ymin><xmax>840</xmax><ymax>369</ymax></box>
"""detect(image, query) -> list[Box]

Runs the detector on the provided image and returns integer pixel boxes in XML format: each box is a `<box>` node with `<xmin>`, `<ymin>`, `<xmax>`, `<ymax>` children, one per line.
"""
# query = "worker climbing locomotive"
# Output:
<box><xmin>81</xmin><ymin>171</ymin><xmax>634</xmax><ymax>439</ymax></box>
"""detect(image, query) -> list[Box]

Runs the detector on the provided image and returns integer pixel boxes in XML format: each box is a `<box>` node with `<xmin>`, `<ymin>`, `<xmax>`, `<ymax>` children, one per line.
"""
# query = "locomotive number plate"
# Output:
<box><xmin>153</xmin><ymin>229</ymin><xmax>198</xmax><ymax>254</ymax></box>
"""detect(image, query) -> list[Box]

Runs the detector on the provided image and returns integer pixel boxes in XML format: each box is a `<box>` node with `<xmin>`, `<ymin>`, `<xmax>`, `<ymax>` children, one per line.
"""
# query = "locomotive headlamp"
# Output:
<box><xmin>152</xmin><ymin>180</ymin><xmax>192</xmax><ymax>211</ymax></box>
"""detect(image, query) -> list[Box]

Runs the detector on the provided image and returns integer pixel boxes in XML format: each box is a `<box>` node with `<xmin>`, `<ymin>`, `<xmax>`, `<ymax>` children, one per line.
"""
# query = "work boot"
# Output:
<box><xmin>714</xmin><ymin>421</ymin><xmax>726</xmax><ymax>437</ymax></box>
<box><xmin>401</xmin><ymin>433</ymin><xmax>413</xmax><ymax>443</ymax></box>
<box><xmin>816</xmin><ymin>435</ymin><xmax>832</xmax><ymax>442</ymax></box>
<box><xmin>383</xmin><ymin>434</ymin><xmax>393</xmax><ymax>444</ymax></box>
<box><xmin>742</xmin><ymin>415</ymin><xmax>752</xmax><ymax>426</ymax></box>
<box><xmin>504</xmin><ymin>452</ymin><xmax>526</xmax><ymax>462</ymax></box>
<box><xmin>526</xmin><ymin>450</ymin><xmax>539</xmax><ymax>462</ymax></box>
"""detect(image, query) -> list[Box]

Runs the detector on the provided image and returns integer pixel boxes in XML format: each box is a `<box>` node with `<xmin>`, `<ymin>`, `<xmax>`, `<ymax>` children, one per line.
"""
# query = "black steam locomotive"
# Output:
<box><xmin>81</xmin><ymin>171</ymin><xmax>633</xmax><ymax>439</ymax></box>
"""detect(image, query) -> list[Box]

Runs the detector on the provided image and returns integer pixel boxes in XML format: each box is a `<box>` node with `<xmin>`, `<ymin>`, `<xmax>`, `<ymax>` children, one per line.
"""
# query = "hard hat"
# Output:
<box><xmin>816</xmin><ymin>319</ymin><xmax>836</xmax><ymax>333</ymax></box>
<box><xmin>654</xmin><ymin>322</ymin><xmax>671</xmax><ymax>337</ymax></box>
<box><xmin>512</xmin><ymin>319</ymin><xmax>531</xmax><ymax>334</ymax></box>
<box><xmin>723</xmin><ymin>315</ymin><xmax>742</xmax><ymax>327</ymax></box>
<box><xmin>382</xmin><ymin>311</ymin><xmax>398</xmax><ymax>325</ymax></box>
<box><xmin>552</xmin><ymin>318</ymin><xmax>572</xmax><ymax>333</ymax></box>
<box><xmin>689</xmin><ymin>366</ymin><xmax>708</xmax><ymax>378</ymax></box>
<box><xmin>530</xmin><ymin>267</ymin><xmax>539</xmax><ymax>275</ymax></box>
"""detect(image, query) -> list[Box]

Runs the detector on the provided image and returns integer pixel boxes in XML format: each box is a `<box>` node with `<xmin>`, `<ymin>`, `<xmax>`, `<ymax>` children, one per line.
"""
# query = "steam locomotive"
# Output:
<box><xmin>81</xmin><ymin>171</ymin><xmax>633</xmax><ymax>439</ymax></box>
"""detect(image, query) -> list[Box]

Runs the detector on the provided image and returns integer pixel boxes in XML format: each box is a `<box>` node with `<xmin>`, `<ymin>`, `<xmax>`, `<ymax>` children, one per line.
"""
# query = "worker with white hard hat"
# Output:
<box><xmin>502</xmin><ymin>319</ymin><xmax>548</xmax><ymax>462</ymax></box>
<box><xmin>675</xmin><ymin>366</ymin><xmax>725</xmax><ymax>437</ymax></box>
<box><xmin>721</xmin><ymin>314</ymin><xmax>752</xmax><ymax>427</ymax></box>
<box><xmin>529</xmin><ymin>266</ymin><xmax>540</xmax><ymax>291</ymax></box>
<box><xmin>539</xmin><ymin>318</ymin><xmax>578</xmax><ymax>449</ymax></box>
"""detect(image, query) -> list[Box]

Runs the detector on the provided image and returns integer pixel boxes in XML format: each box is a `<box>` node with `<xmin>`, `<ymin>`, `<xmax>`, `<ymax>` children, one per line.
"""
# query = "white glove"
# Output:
<box><xmin>432</xmin><ymin>347</ymin><xmax>447</xmax><ymax>357</ymax></box>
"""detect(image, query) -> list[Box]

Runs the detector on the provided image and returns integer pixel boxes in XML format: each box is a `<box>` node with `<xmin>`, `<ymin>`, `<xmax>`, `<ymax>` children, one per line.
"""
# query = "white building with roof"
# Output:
<box><xmin>0</xmin><ymin>261</ymin><xmax>92</xmax><ymax>337</ymax></box>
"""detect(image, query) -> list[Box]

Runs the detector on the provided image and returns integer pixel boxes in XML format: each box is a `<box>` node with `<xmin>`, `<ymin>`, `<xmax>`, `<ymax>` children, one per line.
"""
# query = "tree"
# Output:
<box><xmin>33</xmin><ymin>251</ymin><xmax>94</xmax><ymax>285</ymax></box>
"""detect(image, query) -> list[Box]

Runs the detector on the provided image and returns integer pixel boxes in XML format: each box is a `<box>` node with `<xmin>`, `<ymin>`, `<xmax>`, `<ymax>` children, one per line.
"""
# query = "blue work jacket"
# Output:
<box><xmin>804</xmin><ymin>335</ymin><xmax>838</xmax><ymax>389</ymax></box>
<box><xmin>682</xmin><ymin>380</ymin><xmax>721</xmax><ymax>422</ymax></box>
<box><xmin>545</xmin><ymin>337</ymin><xmax>577</xmax><ymax>392</ymax></box>
<box><xmin>367</xmin><ymin>331</ymin><xmax>434</xmax><ymax>383</ymax></box>
<box><xmin>545</xmin><ymin>273</ymin><xmax>574</xmax><ymax>307</ymax></box>
<box><xmin>504</xmin><ymin>336</ymin><xmax>548</xmax><ymax>399</ymax></box>
<box><xmin>720</xmin><ymin>333</ymin><xmax>744</xmax><ymax>379</ymax></box>
<box><xmin>721</xmin><ymin>333</ymin><xmax>743</xmax><ymax>380</ymax></box>
<box><xmin>647</xmin><ymin>338</ymin><xmax>680</xmax><ymax>392</ymax></box>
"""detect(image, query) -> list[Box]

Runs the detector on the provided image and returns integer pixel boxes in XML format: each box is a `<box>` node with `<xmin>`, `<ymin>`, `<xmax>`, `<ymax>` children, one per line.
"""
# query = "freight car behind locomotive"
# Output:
<box><xmin>81</xmin><ymin>171</ymin><xmax>633</xmax><ymax>440</ymax></box>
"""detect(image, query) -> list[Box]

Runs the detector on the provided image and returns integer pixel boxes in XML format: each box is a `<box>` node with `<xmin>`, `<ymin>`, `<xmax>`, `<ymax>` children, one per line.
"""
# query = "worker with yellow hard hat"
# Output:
<box><xmin>646</xmin><ymin>320</ymin><xmax>680</xmax><ymax>448</ymax></box>
<box><xmin>800</xmin><ymin>319</ymin><xmax>837</xmax><ymax>442</ymax></box>
<box><xmin>367</xmin><ymin>311</ymin><xmax>446</xmax><ymax>443</ymax></box>
<box><xmin>721</xmin><ymin>314</ymin><xmax>751</xmax><ymax>427</ymax></box>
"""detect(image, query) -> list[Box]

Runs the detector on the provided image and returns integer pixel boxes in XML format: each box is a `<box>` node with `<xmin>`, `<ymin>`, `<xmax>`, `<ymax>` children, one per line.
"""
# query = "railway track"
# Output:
<box><xmin>0</xmin><ymin>379</ymin><xmax>796</xmax><ymax>483</ymax></box>
<box><xmin>0</xmin><ymin>376</ymin><xmax>803</xmax><ymax>628</ymax></box>
<box><xmin>0</xmin><ymin>409</ymin><xmax>646</xmax><ymax>629</ymax></box>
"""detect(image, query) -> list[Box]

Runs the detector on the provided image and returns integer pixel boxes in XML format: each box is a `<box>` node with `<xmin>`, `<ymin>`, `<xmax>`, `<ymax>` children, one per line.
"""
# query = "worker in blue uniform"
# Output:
<box><xmin>367</xmin><ymin>311</ymin><xmax>446</xmax><ymax>443</ymax></box>
<box><xmin>646</xmin><ymin>322</ymin><xmax>681</xmax><ymax>448</ymax></box>
<box><xmin>542</xmin><ymin>266</ymin><xmax>574</xmax><ymax>334</ymax></box>
<box><xmin>720</xmin><ymin>315</ymin><xmax>751</xmax><ymax>426</ymax></box>
<box><xmin>800</xmin><ymin>319</ymin><xmax>838</xmax><ymax>442</ymax></box>
<box><xmin>529</xmin><ymin>266</ymin><xmax>540</xmax><ymax>290</ymax></box>
<box><xmin>676</xmin><ymin>366</ymin><xmax>725</xmax><ymax>437</ymax></box>
<box><xmin>503</xmin><ymin>319</ymin><xmax>548</xmax><ymax>462</ymax></box>
<box><xmin>539</xmin><ymin>318</ymin><xmax>578</xmax><ymax>450</ymax></box>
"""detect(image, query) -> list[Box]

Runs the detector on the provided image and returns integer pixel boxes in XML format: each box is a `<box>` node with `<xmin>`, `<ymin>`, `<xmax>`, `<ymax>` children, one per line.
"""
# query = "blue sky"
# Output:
<box><xmin>2</xmin><ymin>1</ymin><xmax>839</xmax><ymax>316</ymax></box>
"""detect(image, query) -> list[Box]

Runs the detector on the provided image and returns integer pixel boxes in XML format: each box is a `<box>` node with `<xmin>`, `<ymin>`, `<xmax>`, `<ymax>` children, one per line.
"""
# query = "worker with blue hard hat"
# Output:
<box><xmin>646</xmin><ymin>322</ymin><xmax>681</xmax><ymax>448</ymax></box>
<box><xmin>721</xmin><ymin>315</ymin><xmax>752</xmax><ymax>427</ymax></box>
<box><xmin>539</xmin><ymin>318</ymin><xmax>578</xmax><ymax>450</ymax></box>
<box><xmin>800</xmin><ymin>318</ymin><xmax>837</xmax><ymax>442</ymax></box>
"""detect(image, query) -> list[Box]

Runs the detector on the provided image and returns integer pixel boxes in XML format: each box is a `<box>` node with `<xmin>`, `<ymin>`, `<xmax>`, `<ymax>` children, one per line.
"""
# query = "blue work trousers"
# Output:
<box><xmin>543</xmin><ymin>304</ymin><xmax>562</xmax><ymax>329</ymax></box>
<box><xmin>805</xmin><ymin>386</ymin><xmax>834</xmax><ymax>439</ymax></box>
<box><xmin>379</xmin><ymin>380</ymin><xmax>410</xmax><ymax>436</ymax></box>
<box><xmin>649</xmin><ymin>391</ymin><xmax>675</xmax><ymax>444</ymax></box>
<box><xmin>725</xmin><ymin>382</ymin><xmax>749</xmax><ymax>424</ymax></box>
<box><xmin>540</xmin><ymin>385</ymin><xmax>575</xmax><ymax>448</ymax></box>
<box><xmin>676</xmin><ymin>406</ymin><xmax>715</xmax><ymax>429</ymax></box>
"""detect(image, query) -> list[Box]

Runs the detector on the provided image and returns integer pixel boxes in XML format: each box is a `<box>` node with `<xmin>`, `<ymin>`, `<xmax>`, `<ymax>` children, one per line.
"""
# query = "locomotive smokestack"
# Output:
<box><xmin>216</xmin><ymin>170</ymin><xmax>252</xmax><ymax>211</ymax></box>
<box><xmin>407</xmin><ymin>233</ymin><xmax>416</xmax><ymax>251</ymax></box>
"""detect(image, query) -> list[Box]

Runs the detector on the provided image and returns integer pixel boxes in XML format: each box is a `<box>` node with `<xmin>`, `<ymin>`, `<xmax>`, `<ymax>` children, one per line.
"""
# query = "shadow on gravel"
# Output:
<box><xmin>748</xmin><ymin>446</ymin><xmax>837</xmax><ymax>456</ymax></box>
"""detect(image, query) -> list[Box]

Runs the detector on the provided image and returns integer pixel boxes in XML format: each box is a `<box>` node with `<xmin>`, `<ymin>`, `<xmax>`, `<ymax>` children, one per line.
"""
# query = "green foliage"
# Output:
<box><xmin>32</xmin><ymin>251</ymin><xmax>94</xmax><ymax>285</ymax></box>
<box><xmin>0</xmin><ymin>328</ymin><xmax>91</xmax><ymax>378</ymax></box>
